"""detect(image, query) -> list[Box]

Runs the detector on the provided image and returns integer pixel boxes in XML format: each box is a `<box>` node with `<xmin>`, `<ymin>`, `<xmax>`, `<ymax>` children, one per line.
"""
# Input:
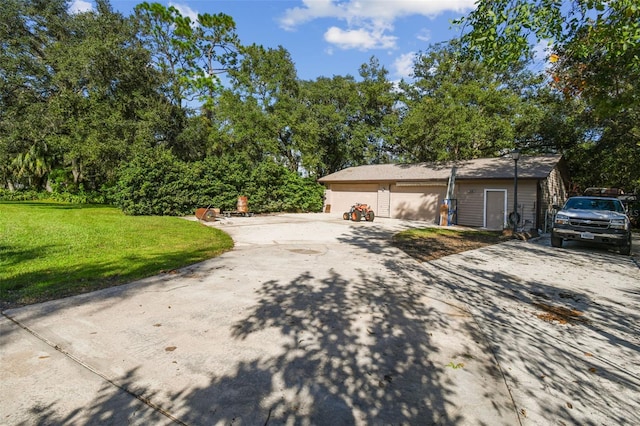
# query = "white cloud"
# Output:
<box><xmin>169</xmin><ymin>2</ymin><xmax>199</xmax><ymax>26</ymax></box>
<box><xmin>280</xmin><ymin>0</ymin><xmax>475</xmax><ymax>52</ymax></box>
<box><xmin>68</xmin><ymin>0</ymin><xmax>93</xmax><ymax>14</ymax></box>
<box><xmin>324</xmin><ymin>26</ymin><xmax>397</xmax><ymax>50</ymax></box>
<box><xmin>280</xmin><ymin>0</ymin><xmax>342</xmax><ymax>30</ymax></box>
<box><xmin>393</xmin><ymin>52</ymin><xmax>416</xmax><ymax>79</ymax></box>
<box><xmin>533</xmin><ymin>39</ymin><xmax>553</xmax><ymax>62</ymax></box>
<box><xmin>532</xmin><ymin>39</ymin><xmax>555</xmax><ymax>71</ymax></box>
<box><xmin>281</xmin><ymin>0</ymin><xmax>475</xmax><ymax>29</ymax></box>
<box><xmin>416</xmin><ymin>28</ymin><xmax>431</xmax><ymax>42</ymax></box>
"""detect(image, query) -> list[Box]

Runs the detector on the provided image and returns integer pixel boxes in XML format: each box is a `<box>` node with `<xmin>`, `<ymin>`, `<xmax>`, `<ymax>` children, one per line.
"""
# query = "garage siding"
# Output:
<box><xmin>390</xmin><ymin>185</ymin><xmax>446</xmax><ymax>223</ymax></box>
<box><xmin>539</xmin><ymin>166</ymin><xmax>569</xmax><ymax>231</ymax></box>
<box><xmin>456</xmin><ymin>180</ymin><xmax>539</xmax><ymax>230</ymax></box>
<box><xmin>455</xmin><ymin>183</ymin><xmax>486</xmax><ymax>228</ymax></box>
<box><xmin>513</xmin><ymin>181</ymin><xmax>538</xmax><ymax>230</ymax></box>
<box><xmin>326</xmin><ymin>179</ymin><xmax>543</xmax><ymax>228</ymax></box>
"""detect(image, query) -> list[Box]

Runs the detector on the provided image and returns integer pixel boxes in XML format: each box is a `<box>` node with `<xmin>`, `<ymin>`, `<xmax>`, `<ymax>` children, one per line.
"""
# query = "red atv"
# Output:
<box><xmin>343</xmin><ymin>203</ymin><xmax>375</xmax><ymax>222</ymax></box>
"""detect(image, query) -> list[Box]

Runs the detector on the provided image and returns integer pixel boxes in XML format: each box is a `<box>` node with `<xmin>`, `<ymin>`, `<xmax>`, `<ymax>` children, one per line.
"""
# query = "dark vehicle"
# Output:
<box><xmin>551</xmin><ymin>196</ymin><xmax>632</xmax><ymax>255</ymax></box>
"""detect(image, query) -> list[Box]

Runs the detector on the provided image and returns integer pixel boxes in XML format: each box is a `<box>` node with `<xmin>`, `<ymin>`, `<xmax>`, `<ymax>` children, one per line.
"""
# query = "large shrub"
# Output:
<box><xmin>113</xmin><ymin>148</ymin><xmax>197</xmax><ymax>215</ymax></box>
<box><xmin>246</xmin><ymin>161</ymin><xmax>325</xmax><ymax>213</ymax></box>
<box><xmin>112</xmin><ymin>149</ymin><xmax>325</xmax><ymax>215</ymax></box>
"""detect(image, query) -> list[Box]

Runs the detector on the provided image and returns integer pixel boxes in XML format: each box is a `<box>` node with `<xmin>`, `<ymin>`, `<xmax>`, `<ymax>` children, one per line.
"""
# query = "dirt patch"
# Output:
<box><xmin>392</xmin><ymin>230</ymin><xmax>517</xmax><ymax>262</ymax></box>
<box><xmin>533</xmin><ymin>302</ymin><xmax>589</xmax><ymax>325</ymax></box>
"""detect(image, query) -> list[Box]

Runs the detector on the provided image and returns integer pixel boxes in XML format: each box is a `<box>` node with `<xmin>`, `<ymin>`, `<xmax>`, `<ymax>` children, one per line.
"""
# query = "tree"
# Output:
<box><xmin>297</xmin><ymin>59</ymin><xmax>397</xmax><ymax>177</ymax></box>
<box><xmin>134</xmin><ymin>2</ymin><xmax>240</xmax><ymax>111</ymax></box>
<box><xmin>0</xmin><ymin>0</ymin><xmax>68</xmax><ymax>189</ymax></box>
<box><xmin>0</xmin><ymin>0</ymin><xmax>174</xmax><ymax>191</ymax></box>
<box><xmin>457</xmin><ymin>0</ymin><xmax>640</xmax><ymax>191</ymax></box>
<box><xmin>351</xmin><ymin>58</ymin><xmax>399</xmax><ymax>165</ymax></box>
<box><xmin>299</xmin><ymin>75</ymin><xmax>360</xmax><ymax>176</ymax></box>
<box><xmin>45</xmin><ymin>0</ymin><xmax>167</xmax><ymax>188</ymax></box>
<box><xmin>395</xmin><ymin>42</ymin><xmax>535</xmax><ymax>162</ymax></box>
<box><xmin>217</xmin><ymin>44</ymin><xmax>308</xmax><ymax>172</ymax></box>
<box><xmin>134</xmin><ymin>2</ymin><xmax>241</xmax><ymax>160</ymax></box>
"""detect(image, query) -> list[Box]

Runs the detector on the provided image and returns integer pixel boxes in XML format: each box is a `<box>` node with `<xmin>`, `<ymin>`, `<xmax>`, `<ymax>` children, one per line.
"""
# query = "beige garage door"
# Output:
<box><xmin>391</xmin><ymin>185</ymin><xmax>446</xmax><ymax>222</ymax></box>
<box><xmin>329</xmin><ymin>184</ymin><xmax>378</xmax><ymax>216</ymax></box>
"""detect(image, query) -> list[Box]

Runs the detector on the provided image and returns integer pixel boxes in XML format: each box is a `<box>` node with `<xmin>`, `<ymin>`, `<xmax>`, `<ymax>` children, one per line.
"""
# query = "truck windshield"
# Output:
<box><xmin>565</xmin><ymin>198</ymin><xmax>625</xmax><ymax>213</ymax></box>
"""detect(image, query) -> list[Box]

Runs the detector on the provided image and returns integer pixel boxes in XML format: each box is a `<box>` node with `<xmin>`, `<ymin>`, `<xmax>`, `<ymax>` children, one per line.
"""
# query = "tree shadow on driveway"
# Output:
<box><xmin>176</xmin><ymin>267</ymin><xmax>478</xmax><ymax>425</ymax></box>
<box><xmin>360</xmin><ymin>226</ymin><xmax>640</xmax><ymax>426</ymax></box>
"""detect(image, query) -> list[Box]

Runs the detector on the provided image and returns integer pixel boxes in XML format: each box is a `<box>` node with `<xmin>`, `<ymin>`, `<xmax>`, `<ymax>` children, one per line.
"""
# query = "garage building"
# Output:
<box><xmin>319</xmin><ymin>155</ymin><xmax>568</xmax><ymax>231</ymax></box>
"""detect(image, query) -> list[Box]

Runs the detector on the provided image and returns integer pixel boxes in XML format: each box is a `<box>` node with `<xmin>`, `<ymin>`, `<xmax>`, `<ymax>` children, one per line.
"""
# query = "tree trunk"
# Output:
<box><xmin>71</xmin><ymin>158</ymin><xmax>82</xmax><ymax>184</ymax></box>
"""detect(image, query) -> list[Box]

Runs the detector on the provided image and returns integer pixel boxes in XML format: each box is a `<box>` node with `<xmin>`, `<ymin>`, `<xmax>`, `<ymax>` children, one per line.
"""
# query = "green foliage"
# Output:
<box><xmin>113</xmin><ymin>149</ymin><xmax>324</xmax><ymax>216</ymax></box>
<box><xmin>0</xmin><ymin>0</ymin><xmax>170</xmax><ymax>192</ymax></box>
<box><xmin>457</xmin><ymin>0</ymin><xmax>640</xmax><ymax>191</ymax></box>
<box><xmin>395</xmin><ymin>43</ymin><xmax>538</xmax><ymax>162</ymax></box>
<box><xmin>456</xmin><ymin>0</ymin><xmax>640</xmax><ymax>70</ymax></box>
<box><xmin>245</xmin><ymin>161</ymin><xmax>325</xmax><ymax>213</ymax></box>
<box><xmin>0</xmin><ymin>188</ymin><xmax>109</xmax><ymax>204</ymax></box>
<box><xmin>4</xmin><ymin>0</ymin><xmax>637</xmax><ymax>205</ymax></box>
<box><xmin>134</xmin><ymin>2</ymin><xmax>240</xmax><ymax>110</ymax></box>
<box><xmin>113</xmin><ymin>148</ymin><xmax>194</xmax><ymax>215</ymax></box>
<box><xmin>0</xmin><ymin>189</ymin><xmax>49</xmax><ymax>202</ymax></box>
<box><xmin>220</xmin><ymin>44</ymin><xmax>304</xmax><ymax>171</ymax></box>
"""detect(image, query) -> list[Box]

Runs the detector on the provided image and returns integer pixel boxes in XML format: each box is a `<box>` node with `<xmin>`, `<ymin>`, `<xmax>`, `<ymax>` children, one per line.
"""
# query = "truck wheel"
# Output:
<box><xmin>551</xmin><ymin>235</ymin><xmax>563</xmax><ymax>248</ymax></box>
<box><xmin>620</xmin><ymin>237</ymin><xmax>632</xmax><ymax>255</ymax></box>
<box><xmin>204</xmin><ymin>210</ymin><xmax>216</xmax><ymax>221</ymax></box>
<box><xmin>343</xmin><ymin>212</ymin><xmax>349</xmax><ymax>220</ymax></box>
<box><xmin>365</xmin><ymin>211</ymin><xmax>375</xmax><ymax>222</ymax></box>
<box><xmin>351</xmin><ymin>210</ymin><xmax>362</xmax><ymax>221</ymax></box>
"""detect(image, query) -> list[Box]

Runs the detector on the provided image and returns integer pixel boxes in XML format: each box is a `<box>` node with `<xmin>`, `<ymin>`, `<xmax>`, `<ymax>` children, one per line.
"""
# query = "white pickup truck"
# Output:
<box><xmin>551</xmin><ymin>196</ymin><xmax>632</xmax><ymax>255</ymax></box>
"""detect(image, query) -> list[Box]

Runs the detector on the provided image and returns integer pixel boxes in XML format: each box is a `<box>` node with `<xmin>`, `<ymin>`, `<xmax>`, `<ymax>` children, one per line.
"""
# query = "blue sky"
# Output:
<box><xmin>69</xmin><ymin>0</ymin><xmax>478</xmax><ymax>82</ymax></box>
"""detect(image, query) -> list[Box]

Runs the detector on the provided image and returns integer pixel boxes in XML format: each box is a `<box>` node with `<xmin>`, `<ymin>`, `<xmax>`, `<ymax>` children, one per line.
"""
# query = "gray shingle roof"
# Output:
<box><xmin>318</xmin><ymin>155</ymin><xmax>563</xmax><ymax>183</ymax></box>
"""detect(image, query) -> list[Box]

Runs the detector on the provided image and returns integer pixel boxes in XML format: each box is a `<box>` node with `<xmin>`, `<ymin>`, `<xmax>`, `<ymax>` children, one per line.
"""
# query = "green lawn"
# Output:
<box><xmin>0</xmin><ymin>201</ymin><xmax>234</xmax><ymax>308</ymax></box>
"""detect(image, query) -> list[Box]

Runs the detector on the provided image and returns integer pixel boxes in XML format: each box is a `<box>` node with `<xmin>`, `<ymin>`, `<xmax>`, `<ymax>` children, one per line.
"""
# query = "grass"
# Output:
<box><xmin>0</xmin><ymin>201</ymin><xmax>234</xmax><ymax>308</ymax></box>
<box><xmin>392</xmin><ymin>227</ymin><xmax>511</xmax><ymax>262</ymax></box>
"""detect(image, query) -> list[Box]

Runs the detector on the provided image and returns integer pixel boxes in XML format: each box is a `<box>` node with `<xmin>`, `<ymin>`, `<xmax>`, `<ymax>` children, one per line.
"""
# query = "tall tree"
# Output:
<box><xmin>457</xmin><ymin>0</ymin><xmax>640</xmax><ymax>191</ymax></box>
<box><xmin>46</xmin><ymin>0</ymin><xmax>167</xmax><ymax>188</ymax></box>
<box><xmin>299</xmin><ymin>75</ymin><xmax>360</xmax><ymax>176</ymax></box>
<box><xmin>298</xmin><ymin>59</ymin><xmax>397</xmax><ymax>177</ymax></box>
<box><xmin>351</xmin><ymin>57</ymin><xmax>398</xmax><ymax>165</ymax></box>
<box><xmin>218</xmin><ymin>44</ymin><xmax>307</xmax><ymax>172</ymax></box>
<box><xmin>0</xmin><ymin>0</ymin><xmax>69</xmax><ymax>189</ymax></box>
<box><xmin>0</xmin><ymin>0</ymin><xmax>169</xmax><ymax>190</ymax></box>
<box><xmin>134</xmin><ymin>2</ymin><xmax>240</xmax><ymax>110</ymax></box>
<box><xmin>395</xmin><ymin>43</ymin><xmax>534</xmax><ymax>162</ymax></box>
<box><xmin>134</xmin><ymin>2</ymin><xmax>241</xmax><ymax>160</ymax></box>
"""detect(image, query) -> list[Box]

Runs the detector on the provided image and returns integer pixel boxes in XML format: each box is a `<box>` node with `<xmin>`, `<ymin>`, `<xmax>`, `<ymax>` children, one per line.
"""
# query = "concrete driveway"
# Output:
<box><xmin>1</xmin><ymin>213</ymin><xmax>638</xmax><ymax>425</ymax></box>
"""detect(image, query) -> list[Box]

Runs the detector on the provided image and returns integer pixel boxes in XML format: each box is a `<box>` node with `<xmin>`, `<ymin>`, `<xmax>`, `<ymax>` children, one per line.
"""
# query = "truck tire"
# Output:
<box><xmin>343</xmin><ymin>212</ymin><xmax>349</xmax><ymax>220</ymax></box>
<box><xmin>551</xmin><ymin>235</ymin><xmax>563</xmax><ymax>248</ymax></box>
<box><xmin>620</xmin><ymin>236</ymin><xmax>632</xmax><ymax>255</ymax></box>
<box><xmin>351</xmin><ymin>210</ymin><xmax>362</xmax><ymax>221</ymax></box>
<box><xmin>365</xmin><ymin>211</ymin><xmax>375</xmax><ymax>222</ymax></box>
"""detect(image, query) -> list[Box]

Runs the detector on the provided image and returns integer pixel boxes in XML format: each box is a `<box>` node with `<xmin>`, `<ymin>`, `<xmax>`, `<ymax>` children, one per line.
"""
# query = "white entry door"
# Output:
<box><xmin>485</xmin><ymin>190</ymin><xmax>506</xmax><ymax>229</ymax></box>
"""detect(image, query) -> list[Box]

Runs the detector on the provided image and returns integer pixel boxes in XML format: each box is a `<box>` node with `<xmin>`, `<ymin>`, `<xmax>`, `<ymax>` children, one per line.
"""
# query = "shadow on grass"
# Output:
<box><xmin>0</xmin><ymin>244</ymin><xmax>46</xmax><ymax>268</ymax></box>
